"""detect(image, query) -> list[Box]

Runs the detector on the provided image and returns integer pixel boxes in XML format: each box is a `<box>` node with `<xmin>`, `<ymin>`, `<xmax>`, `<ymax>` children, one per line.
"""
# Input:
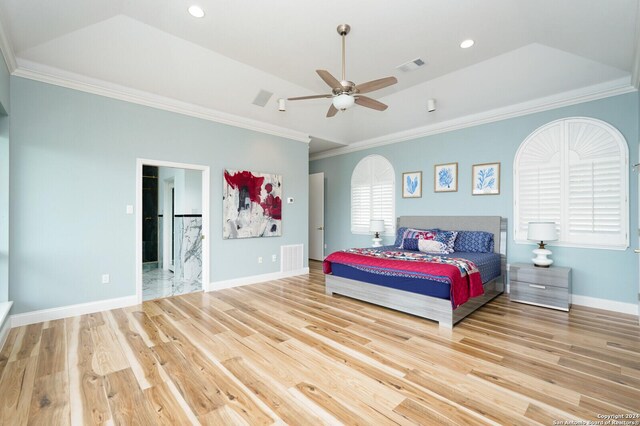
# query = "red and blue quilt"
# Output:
<box><xmin>323</xmin><ymin>248</ymin><xmax>484</xmax><ymax>309</ymax></box>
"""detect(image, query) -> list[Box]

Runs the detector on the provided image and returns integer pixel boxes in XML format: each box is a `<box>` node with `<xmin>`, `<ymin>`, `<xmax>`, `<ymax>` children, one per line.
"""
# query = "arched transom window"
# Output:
<box><xmin>351</xmin><ymin>155</ymin><xmax>395</xmax><ymax>236</ymax></box>
<box><xmin>514</xmin><ymin>117</ymin><xmax>628</xmax><ymax>250</ymax></box>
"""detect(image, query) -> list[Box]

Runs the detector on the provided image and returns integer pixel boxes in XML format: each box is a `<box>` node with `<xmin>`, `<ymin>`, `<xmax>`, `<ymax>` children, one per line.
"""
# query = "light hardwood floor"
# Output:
<box><xmin>1</xmin><ymin>261</ymin><xmax>639</xmax><ymax>425</ymax></box>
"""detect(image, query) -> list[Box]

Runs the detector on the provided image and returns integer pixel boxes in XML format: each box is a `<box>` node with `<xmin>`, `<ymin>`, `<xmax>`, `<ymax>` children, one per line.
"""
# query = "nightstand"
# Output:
<box><xmin>509</xmin><ymin>263</ymin><xmax>572</xmax><ymax>311</ymax></box>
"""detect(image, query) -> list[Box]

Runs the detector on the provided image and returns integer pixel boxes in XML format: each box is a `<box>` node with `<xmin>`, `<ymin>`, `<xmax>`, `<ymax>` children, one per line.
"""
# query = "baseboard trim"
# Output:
<box><xmin>205</xmin><ymin>268</ymin><xmax>310</xmax><ymax>292</ymax></box>
<box><xmin>10</xmin><ymin>295</ymin><xmax>138</xmax><ymax>328</ymax></box>
<box><xmin>571</xmin><ymin>295</ymin><xmax>638</xmax><ymax>316</ymax></box>
<box><xmin>0</xmin><ymin>301</ymin><xmax>12</xmax><ymax>328</ymax></box>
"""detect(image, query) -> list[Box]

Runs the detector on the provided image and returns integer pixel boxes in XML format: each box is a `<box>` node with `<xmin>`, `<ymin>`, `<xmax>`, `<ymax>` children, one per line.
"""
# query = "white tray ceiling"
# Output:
<box><xmin>0</xmin><ymin>0</ymin><xmax>637</xmax><ymax>153</ymax></box>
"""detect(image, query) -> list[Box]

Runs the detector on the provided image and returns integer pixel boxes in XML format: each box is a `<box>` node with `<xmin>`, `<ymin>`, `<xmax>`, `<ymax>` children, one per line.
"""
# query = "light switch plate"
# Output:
<box><xmin>126</xmin><ymin>205</ymin><xmax>134</xmax><ymax>214</ymax></box>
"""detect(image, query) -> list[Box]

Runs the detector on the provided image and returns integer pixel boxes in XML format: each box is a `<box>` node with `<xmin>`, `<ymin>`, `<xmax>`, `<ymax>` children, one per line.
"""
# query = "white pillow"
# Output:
<box><xmin>418</xmin><ymin>239</ymin><xmax>448</xmax><ymax>254</ymax></box>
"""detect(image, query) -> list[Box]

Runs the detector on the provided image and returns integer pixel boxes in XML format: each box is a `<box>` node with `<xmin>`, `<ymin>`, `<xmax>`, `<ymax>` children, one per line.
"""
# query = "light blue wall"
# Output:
<box><xmin>0</xmin><ymin>55</ymin><xmax>9</xmax><ymax>304</ymax></box>
<box><xmin>0</xmin><ymin>55</ymin><xmax>8</xmax><ymax>115</ymax></box>
<box><xmin>10</xmin><ymin>76</ymin><xmax>308</xmax><ymax>314</ymax></box>
<box><xmin>311</xmin><ymin>92</ymin><xmax>639</xmax><ymax>305</ymax></box>
<box><xmin>0</xmin><ymin>116</ymin><xmax>8</xmax><ymax>304</ymax></box>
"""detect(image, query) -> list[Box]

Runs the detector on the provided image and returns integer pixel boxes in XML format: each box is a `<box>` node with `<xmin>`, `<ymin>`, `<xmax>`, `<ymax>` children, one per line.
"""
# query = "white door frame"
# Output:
<box><xmin>162</xmin><ymin>179</ymin><xmax>175</xmax><ymax>271</ymax></box>
<box><xmin>309</xmin><ymin>172</ymin><xmax>325</xmax><ymax>260</ymax></box>
<box><xmin>135</xmin><ymin>158</ymin><xmax>210</xmax><ymax>304</ymax></box>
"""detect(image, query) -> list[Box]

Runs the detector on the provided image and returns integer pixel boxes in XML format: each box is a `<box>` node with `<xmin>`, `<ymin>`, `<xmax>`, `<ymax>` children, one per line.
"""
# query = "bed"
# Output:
<box><xmin>324</xmin><ymin>216</ymin><xmax>507</xmax><ymax>328</ymax></box>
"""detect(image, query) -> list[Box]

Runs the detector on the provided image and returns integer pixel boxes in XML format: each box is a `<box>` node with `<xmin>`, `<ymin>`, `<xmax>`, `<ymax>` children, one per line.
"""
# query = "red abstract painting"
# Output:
<box><xmin>223</xmin><ymin>169</ymin><xmax>282</xmax><ymax>238</ymax></box>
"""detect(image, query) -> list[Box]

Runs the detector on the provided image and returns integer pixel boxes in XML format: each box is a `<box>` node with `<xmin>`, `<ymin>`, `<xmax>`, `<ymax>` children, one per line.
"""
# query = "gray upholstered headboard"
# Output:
<box><xmin>397</xmin><ymin>216</ymin><xmax>506</xmax><ymax>254</ymax></box>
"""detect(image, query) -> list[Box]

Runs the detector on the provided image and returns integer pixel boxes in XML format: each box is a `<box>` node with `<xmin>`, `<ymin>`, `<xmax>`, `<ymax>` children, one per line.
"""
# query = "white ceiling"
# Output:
<box><xmin>1</xmin><ymin>0</ymin><xmax>638</xmax><ymax>154</ymax></box>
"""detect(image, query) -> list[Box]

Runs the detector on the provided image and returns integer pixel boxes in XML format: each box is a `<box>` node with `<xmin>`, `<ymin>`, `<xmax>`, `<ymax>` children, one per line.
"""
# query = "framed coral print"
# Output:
<box><xmin>472</xmin><ymin>162</ymin><xmax>500</xmax><ymax>195</ymax></box>
<box><xmin>434</xmin><ymin>162</ymin><xmax>458</xmax><ymax>192</ymax></box>
<box><xmin>402</xmin><ymin>171</ymin><xmax>422</xmax><ymax>198</ymax></box>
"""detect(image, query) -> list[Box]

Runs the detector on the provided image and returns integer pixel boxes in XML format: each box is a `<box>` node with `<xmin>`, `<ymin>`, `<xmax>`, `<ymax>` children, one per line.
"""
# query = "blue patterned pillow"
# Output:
<box><xmin>434</xmin><ymin>231</ymin><xmax>458</xmax><ymax>254</ymax></box>
<box><xmin>454</xmin><ymin>231</ymin><xmax>494</xmax><ymax>253</ymax></box>
<box><xmin>402</xmin><ymin>238</ymin><xmax>420</xmax><ymax>251</ymax></box>
<box><xmin>394</xmin><ymin>227</ymin><xmax>408</xmax><ymax>247</ymax></box>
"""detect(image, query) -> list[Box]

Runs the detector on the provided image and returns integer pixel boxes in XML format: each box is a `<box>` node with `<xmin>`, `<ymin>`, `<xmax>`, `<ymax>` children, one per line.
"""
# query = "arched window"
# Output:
<box><xmin>351</xmin><ymin>155</ymin><xmax>395</xmax><ymax>236</ymax></box>
<box><xmin>514</xmin><ymin>117</ymin><xmax>628</xmax><ymax>250</ymax></box>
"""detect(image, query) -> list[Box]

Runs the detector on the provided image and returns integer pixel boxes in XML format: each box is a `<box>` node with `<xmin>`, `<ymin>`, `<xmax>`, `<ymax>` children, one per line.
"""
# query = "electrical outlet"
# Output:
<box><xmin>324</xmin><ymin>244</ymin><xmax>327</xmax><ymax>249</ymax></box>
<box><xmin>102</xmin><ymin>274</ymin><xmax>110</xmax><ymax>284</ymax></box>
<box><xmin>272</xmin><ymin>254</ymin><xmax>277</xmax><ymax>262</ymax></box>
<box><xmin>258</xmin><ymin>257</ymin><xmax>263</xmax><ymax>264</ymax></box>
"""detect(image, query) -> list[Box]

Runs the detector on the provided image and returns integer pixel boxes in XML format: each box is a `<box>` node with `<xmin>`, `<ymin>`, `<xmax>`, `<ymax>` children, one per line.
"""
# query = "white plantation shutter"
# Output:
<box><xmin>514</xmin><ymin>118</ymin><xmax>628</xmax><ymax>250</ymax></box>
<box><xmin>515</xmin><ymin>124</ymin><xmax>563</xmax><ymax>240</ymax></box>
<box><xmin>351</xmin><ymin>155</ymin><xmax>395</xmax><ymax>235</ymax></box>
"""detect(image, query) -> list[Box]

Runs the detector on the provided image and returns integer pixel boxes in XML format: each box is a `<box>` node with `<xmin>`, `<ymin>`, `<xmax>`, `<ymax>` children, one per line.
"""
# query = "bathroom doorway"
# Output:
<box><xmin>136</xmin><ymin>159</ymin><xmax>210</xmax><ymax>303</ymax></box>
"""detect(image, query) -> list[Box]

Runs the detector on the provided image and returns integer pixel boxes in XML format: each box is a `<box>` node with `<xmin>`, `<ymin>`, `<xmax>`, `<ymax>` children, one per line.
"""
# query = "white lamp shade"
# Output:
<box><xmin>369</xmin><ymin>219</ymin><xmax>385</xmax><ymax>233</ymax></box>
<box><xmin>527</xmin><ymin>222</ymin><xmax>558</xmax><ymax>242</ymax></box>
<box><xmin>332</xmin><ymin>94</ymin><xmax>355</xmax><ymax>110</ymax></box>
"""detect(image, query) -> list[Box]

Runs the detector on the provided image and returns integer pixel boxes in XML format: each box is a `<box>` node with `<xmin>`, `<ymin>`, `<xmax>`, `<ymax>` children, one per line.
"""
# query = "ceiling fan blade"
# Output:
<box><xmin>316</xmin><ymin>70</ymin><xmax>342</xmax><ymax>89</ymax></box>
<box><xmin>355</xmin><ymin>96</ymin><xmax>388</xmax><ymax>111</ymax></box>
<box><xmin>287</xmin><ymin>94</ymin><xmax>332</xmax><ymax>101</ymax></box>
<box><xmin>326</xmin><ymin>104</ymin><xmax>338</xmax><ymax>118</ymax></box>
<box><xmin>355</xmin><ymin>76</ymin><xmax>398</xmax><ymax>94</ymax></box>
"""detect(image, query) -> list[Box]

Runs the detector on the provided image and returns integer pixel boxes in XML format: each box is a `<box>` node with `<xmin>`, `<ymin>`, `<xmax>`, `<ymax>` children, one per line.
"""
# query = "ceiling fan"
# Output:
<box><xmin>288</xmin><ymin>24</ymin><xmax>398</xmax><ymax>118</ymax></box>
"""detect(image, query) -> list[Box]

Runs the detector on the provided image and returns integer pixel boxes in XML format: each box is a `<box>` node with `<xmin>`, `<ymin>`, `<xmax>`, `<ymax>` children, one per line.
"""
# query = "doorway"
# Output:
<box><xmin>136</xmin><ymin>159</ymin><xmax>210</xmax><ymax>303</ymax></box>
<box><xmin>309</xmin><ymin>172</ymin><xmax>325</xmax><ymax>261</ymax></box>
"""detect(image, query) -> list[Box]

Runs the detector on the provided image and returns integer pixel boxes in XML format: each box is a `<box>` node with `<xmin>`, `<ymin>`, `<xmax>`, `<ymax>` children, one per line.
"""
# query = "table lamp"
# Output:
<box><xmin>527</xmin><ymin>222</ymin><xmax>558</xmax><ymax>267</ymax></box>
<box><xmin>370</xmin><ymin>220</ymin><xmax>385</xmax><ymax>247</ymax></box>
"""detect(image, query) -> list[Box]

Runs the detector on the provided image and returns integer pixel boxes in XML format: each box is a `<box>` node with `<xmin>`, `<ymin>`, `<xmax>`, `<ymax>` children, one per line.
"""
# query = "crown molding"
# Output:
<box><xmin>12</xmin><ymin>60</ymin><xmax>310</xmax><ymax>144</ymax></box>
<box><xmin>310</xmin><ymin>77</ymin><xmax>635</xmax><ymax>161</ymax></box>
<box><xmin>0</xmin><ymin>15</ymin><xmax>16</xmax><ymax>73</ymax></box>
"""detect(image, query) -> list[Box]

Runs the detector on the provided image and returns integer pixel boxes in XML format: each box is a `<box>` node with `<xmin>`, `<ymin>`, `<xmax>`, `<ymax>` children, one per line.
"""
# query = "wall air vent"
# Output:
<box><xmin>252</xmin><ymin>90</ymin><xmax>274</xmax><ymax>107</ymax></box>
<box><xmin>281</xmin><ymin>244</ymin><xmax>303</xmax><ymax>272</ymax></box>
<box><xmin>396</xmin><ymin>58</ymin><xmax>426</xmax><ymax>72</ymax></box>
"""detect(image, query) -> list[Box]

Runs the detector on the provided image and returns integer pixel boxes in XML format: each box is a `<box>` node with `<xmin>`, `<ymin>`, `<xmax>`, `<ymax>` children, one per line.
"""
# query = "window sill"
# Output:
<box><xmin>513</xmin><ymin>239</ymin><xmax>628</xmax><ymax>251</ymax></box>
<box><xmin>351</xmin><ymin>231</ymin><xmax>395</xmax><ymax>237</ymax></box>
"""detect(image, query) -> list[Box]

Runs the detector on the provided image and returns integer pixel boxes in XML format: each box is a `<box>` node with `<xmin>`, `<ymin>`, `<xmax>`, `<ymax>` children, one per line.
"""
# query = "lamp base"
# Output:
<box><xmin>532</xmin><ymin>248</ymin><xmax>553</xmax><ymax>267</ymax></box>
<box><xmin>372</xmin><ymin>238</ymin><xmax>383</xmax><ymax>248</ymax></box>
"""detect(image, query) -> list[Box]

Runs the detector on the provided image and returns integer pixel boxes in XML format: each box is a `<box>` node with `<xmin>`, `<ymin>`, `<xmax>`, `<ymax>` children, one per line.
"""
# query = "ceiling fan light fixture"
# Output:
<box><xmin>287</xmin><ymin>24</ymin><xmax>397</xmax><ymax>117</ymax></box>
<box><xmin>332</xmin><ymin>94</ymin><xmax>355</xmax><ymax>110</ymax></box>
<box><xmin>188</xmin><ymin>5</ymin><xmax>205</xmax><ymax>18</ymax></box>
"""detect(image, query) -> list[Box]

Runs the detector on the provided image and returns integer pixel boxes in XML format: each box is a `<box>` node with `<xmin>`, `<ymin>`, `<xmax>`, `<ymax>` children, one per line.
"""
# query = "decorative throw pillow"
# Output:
<box><xmin>418</xmin><ymin>231</ymin><xmax>458</xmax><ymax>254</ymax></box>
<box><xmin>454</xmin><ymin>231</ymin><xmax>494</xmax><ymax>253</ymax></box>
<box><xmin>418</xmin><ymin>239</ymin><xmax>447</xmax><ymax>254</ymax></box>
<box><xmin>400</xmin><ymin>230</ymin><xmax>436</xmax><ymax>249</ymax></box>
<box><xmin>397</xmin><ymin>227</ymin><xmax>438</xmax><ymax>248</ymax></box>
<box><xmin>402</xmin><ymin>238</ymin><xmax>420</xmax><ymax>251</ymax></box>
<box><xmin>434</xmin><ymin>231</ymin><xmax>458</xmax><ymax>254</ymax></box>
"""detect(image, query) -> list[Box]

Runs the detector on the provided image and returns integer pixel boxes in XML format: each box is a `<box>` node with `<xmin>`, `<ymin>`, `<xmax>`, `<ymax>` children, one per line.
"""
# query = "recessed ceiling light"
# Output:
<box><xmin>188</xmin><ymin>5</ymin><xmax>205</xmax><ymax>18</ymax></box>
<box><xmin>460</xmin><ymin>39</ymin><xmax>475</xmax><ymax>49</ymax></box>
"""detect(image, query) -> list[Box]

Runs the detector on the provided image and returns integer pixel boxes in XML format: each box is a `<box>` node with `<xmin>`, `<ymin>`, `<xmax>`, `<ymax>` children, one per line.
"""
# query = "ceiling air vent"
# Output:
<box><xmin>252</xmin><ymin>90</ymin><xmax>273</xmax><ymax>107</ymax></box>
<box><xmin>396</xmin><ymin>58</ymin><xmax>425</xmax><ymax>72</ymax></box>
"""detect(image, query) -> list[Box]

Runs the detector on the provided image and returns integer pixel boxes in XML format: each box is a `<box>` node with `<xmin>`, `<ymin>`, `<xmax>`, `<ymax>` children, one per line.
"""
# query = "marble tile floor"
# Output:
<box><xmin>142</xmin><ymin>267</ymin><xmax>202</xmax><ymax>301</ymax></box>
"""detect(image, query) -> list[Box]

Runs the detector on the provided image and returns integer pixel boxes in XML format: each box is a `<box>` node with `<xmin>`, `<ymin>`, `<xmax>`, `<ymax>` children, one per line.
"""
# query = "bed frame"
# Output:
<box><xmin>325</xmin><ymin>216</ymin><xmax>507</xmax><ymax>328</ymax></box>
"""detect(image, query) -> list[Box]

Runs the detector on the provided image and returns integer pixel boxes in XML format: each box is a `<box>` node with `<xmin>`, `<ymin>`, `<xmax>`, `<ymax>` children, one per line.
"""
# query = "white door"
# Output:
<box><xmin>309</xmin><ymin>172</ymin><xmax>325</xmax><ymax>260</ymax></box>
